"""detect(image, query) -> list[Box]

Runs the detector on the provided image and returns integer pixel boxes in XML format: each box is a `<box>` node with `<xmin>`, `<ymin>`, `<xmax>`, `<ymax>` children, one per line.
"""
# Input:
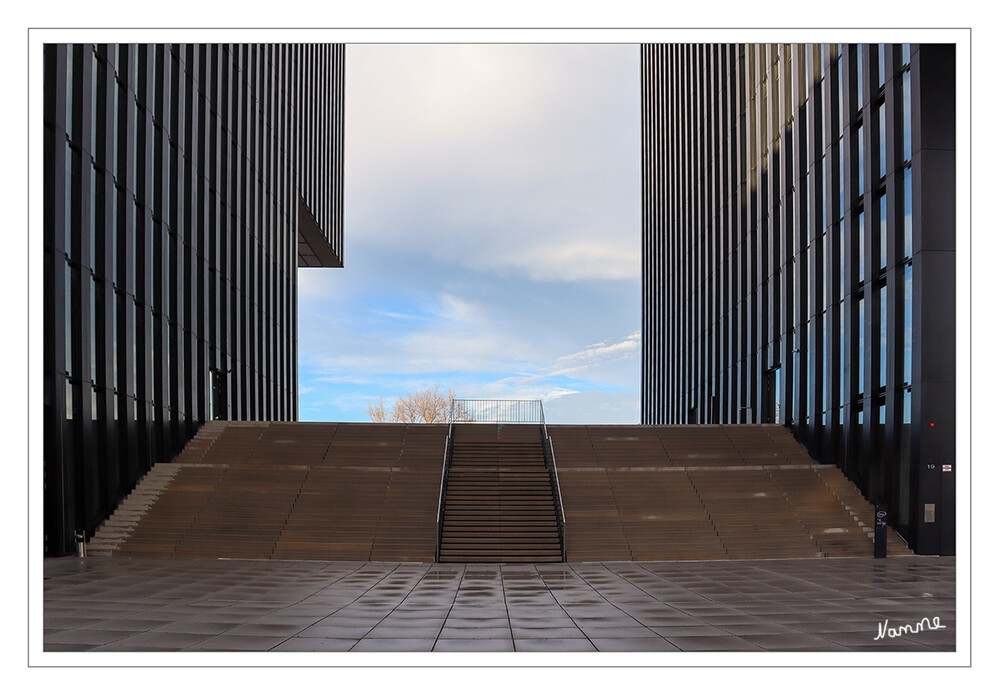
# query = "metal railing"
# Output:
<box><xmin>435</xmin><ymin>422</ymin><xmax>454</xmax><ymax>562</ymax></box>
<box><xmin>541</xmin><ymin>420</ymin><xmax>567</xmax><ymax>562</ymax></box>
<box><xmin>444</xmin><ymin>397</ymin><xmax>567</xmax><ymax>562</ymax></box>
<box><xmin>449</xmin><ymin>398</ymin><xmax>544</xmax><ymax>424</ymax></box>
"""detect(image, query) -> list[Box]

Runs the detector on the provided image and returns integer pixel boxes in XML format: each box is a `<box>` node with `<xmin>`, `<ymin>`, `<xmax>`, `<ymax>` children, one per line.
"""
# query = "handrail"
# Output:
<box><xmin>542</xmin><ymin>422</ymin><xmax>566</xmax><ymax>528</ymax></box>
<box><xmin>541</xmin><ymin>418</ymin><xmax>567</xmax><ymax>562</ymax></box>
<box><xmin>450</xmin><ymin>398</ymin><xmax>544</xmax><ymax>424</ymax></box>
<box><xmin>435</xmin><ymin>421</ymin><xmax>454</xmax><ymax>562</ymax></box>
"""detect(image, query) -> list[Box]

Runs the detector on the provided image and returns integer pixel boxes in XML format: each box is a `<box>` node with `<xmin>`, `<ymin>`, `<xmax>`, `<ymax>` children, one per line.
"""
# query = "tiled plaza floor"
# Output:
<box><xmin>43</xmin><ymin>556</ymin><xmax>955</xmax><ymax>652</ymax></box>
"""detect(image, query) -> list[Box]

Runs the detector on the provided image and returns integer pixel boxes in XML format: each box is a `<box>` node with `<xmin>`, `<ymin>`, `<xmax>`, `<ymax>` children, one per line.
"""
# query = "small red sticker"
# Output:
<box><xmin>942</xmin><ymin>465</ymin><xmax>952</xmax><ymax>472</ymax></box>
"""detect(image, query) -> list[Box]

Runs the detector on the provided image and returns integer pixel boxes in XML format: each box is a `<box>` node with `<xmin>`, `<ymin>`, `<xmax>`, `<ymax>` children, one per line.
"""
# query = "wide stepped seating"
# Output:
<box><xmin>89</xmin><ymin>421</ymin><xmax>445</xmax><ymax>561</ymax></box>
<box><xmin>89</xmin><ymin>421</ymin><xmax>912</xmax><ymax>562</ymax></box>
<box><xmin>438</xmin><ymin>424</ymin><xmax>562</xmax><ymax>563</ymax></box>
<box><xmin>547</xmin><ymin>424</ymin><xmax>912</xmax><ymax>562</ymax></box>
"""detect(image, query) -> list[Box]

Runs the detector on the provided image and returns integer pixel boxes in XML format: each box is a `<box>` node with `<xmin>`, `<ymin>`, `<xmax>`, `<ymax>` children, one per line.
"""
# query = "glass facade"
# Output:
<box><xmin>44</xmin><ymin>43</ymin><xmax>346</xmax><ymax>556</ymax></box>
<box><xmin>642</xmin><ymin>43</ymin><xmax>957</xmax><ymax>554</ymax></box>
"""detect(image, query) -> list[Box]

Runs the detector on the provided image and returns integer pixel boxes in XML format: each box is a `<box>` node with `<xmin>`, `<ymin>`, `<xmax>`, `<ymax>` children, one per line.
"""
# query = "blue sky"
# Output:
<box><xmin>298</xmin><ymin>44</ymin><xmax>641</xmax><ymax>424</ymax></box>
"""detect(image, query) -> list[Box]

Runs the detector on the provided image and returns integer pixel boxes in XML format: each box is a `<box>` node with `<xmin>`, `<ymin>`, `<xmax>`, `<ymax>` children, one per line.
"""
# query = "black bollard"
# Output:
<box><xmin>874</xmin><ymin>505</ymin><xmax>887</xmax><ymax>558</ymax></box>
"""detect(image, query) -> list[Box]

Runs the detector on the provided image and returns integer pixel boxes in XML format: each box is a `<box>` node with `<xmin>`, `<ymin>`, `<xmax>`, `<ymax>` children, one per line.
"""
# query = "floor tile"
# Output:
<box><xmin>433</xmin><ymin>639</ymin><xmax>515</xmax><ymax>652</ymax></box>
<box><xmin>350</xmin><ymin>639</ymin><xmax>437</xmax><ymax>652</ymax></box>
<box><xmin>514</xmin><ymin>639</ymin><xmax>597</xmax><ymax>652</ymax></box>
<box><xmin>270</xmin><ymin>638</ymin><xmax>358</xmax><ymax>651</ymax></box>
<box><xmin>662</xmin><ymin>635</ymin><xmax>765</xmax><ymax>651</ymax></box>
<box><xmin>185</xmin><ymin>634</ymin><xmax>289</xmax><ymax>651</ymax></box>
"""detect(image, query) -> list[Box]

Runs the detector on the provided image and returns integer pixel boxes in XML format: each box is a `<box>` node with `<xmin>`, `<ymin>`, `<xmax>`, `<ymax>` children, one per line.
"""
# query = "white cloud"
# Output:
<box><xmin>345</xmin><ymin>44</ymin><xmax>640</xmax><ymax>284</ymax></box>
<box><xmin>553</xmin><ymin>331</ymin><xmax>641</xmax><ymax>369</ymax></box>
<box><xmin>298</xmin><ymin>45</ymin><xmax>641</xmax><ymax>423</ymax></box>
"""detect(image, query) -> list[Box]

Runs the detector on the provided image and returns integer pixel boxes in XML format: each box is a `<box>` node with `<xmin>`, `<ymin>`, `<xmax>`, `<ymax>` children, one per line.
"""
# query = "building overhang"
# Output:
<box><xmin>297</xmin><ymin>198</ymin><xmax>343</xmax><ymax>268</ymax></box>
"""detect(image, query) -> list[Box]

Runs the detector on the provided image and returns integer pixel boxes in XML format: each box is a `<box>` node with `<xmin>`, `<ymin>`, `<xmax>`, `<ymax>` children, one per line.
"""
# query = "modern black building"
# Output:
<box><xmin>43</xmin><ymin>44</ymin><xmax>345</xmax><ymax>556</ymax></box>
<box><xmin>640</xmin><ymin>44</ymin><xmax>955</xmax><ymax>554</ymax></box>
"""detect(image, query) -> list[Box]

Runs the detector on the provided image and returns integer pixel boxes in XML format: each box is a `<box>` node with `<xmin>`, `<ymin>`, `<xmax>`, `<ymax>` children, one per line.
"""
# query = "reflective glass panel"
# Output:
<box><xmin>65</xmin><ymin>262</ymin><xmax>73</xmax><ymax>375</ymax></box>
<box><xmin>840</xmin><ymin>227</ymin><xmax>845</xmax><ymax>298</ymax></box>
<box><xmin>858</xmin><ymin>122</ymin><xmax>865</xmax><ymax>195</ymax></box>
<box><xmin>902</xmin><ymin>69</ymin><xmax>912</xmax><ymax>162</ymax></box>
<box><xmin>65</xmin><ymin>47</ymin><xmax>74</xmax><ymax>141</ymax></box>
<box><xmin>90</xmin><ymin>51</ymin><xmax>98</xmax><ymax>158</ymax></box>
<box><xmin>859</xmin><ymin>295</ymin><xmax>866</xmax><ymax>395</ymax></box>
<box><xmin>879</xmin><ymin>283</ymin><xmax>887</xmax><ymax>389</ymax></box>
<box><xmin>840</xmin><ymin>302</ymin><xmax>846</xmax><ymax>405</ymax></box>
<box><xmin>64</xmin><ymin>142</ymin><xmax>74</xmax><ymax>255</ymax></box>
<box><xmin>90</xmin><ymin>277</ymin><xmax>98</xmax><ymax>384</ymax></box>
<box><xmin>878</xmin><ymin>101</ymin><xmax>887</xmax><ymax>178</ymax></box>
<box><xmin>904</xmin><ymin>263</ymin><xmax>912</xmax><ymax>384</ymax></box>
<box><xmin>839</xmin><ymin>137</ymin><xmax>845</xmax><ymax>218</ymax></box>
<box><xmin>878</xmin><ymin>44</ymin><xmax>886</xmax><ymax>87</ymax></box>
<box><xmin>858</xmin><ymin>210</ymin><xmax>865</xmax><ymax>283</ymax></box>
<box><xmin>855</xmin><ymin>45</ymin><xmax>863</xmax><ymax>109</ymax></box>
<box><xmin>880</xmin><ymin>193</ymin><xmax>888</xmax><ymax>269</ymax></box>
<box><xmin>904</xmin><ymin>166</ymin><xmax>913</xmax><ymax>257</ymax></box>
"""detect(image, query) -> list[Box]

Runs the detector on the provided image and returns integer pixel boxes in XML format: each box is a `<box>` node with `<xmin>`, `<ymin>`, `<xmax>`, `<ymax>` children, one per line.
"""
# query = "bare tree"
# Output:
<box><xmin>366</xmin><ymin>396</ymin><xmax>389</xmax><ymax>423</ymax></box>
<box><xmin>367</xmin><ymin>386</ymin><xmax>470</xmax><ymax>423</ymax></box>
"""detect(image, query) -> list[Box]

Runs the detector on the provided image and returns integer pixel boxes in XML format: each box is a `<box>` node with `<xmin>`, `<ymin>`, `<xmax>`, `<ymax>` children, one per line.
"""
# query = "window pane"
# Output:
<box><xmin>855</xmin><ymin>45</ymin><xmax>863</xmax><ymax>109</ymax></box>
<box><xmin>858</xmin><ymin>210</ymin><xmax>865</xmax><ymax>284</ymax></box>
<box><xmin>840</xmin><ymin>226</ymin><xmax>845</xmax><ymax>298</ymax></box>
<box><xmin>65</xmin><ymin>262</ymin><xmax>73</xmax><ymax>375</ymax></box>
<box><xmin>821</xmin><ymin>155</ymin><xmax>828</xmax><ymax>230</ymax></box>
<box><xmin>65</xmin><ymin>47</ymin><xmax>74</xmax><ymax>141</ymax></box>
<box><xmin>859</xmin><ymin>295</ymin><xmax>866</xmax><ymax>395</ymax></box>
<box><xmin>899</xmin><ymin>387</ymin><xmax>911</xmax><ymax>523</ymax></box>
<box><xmin>64</xmin><ymin>142</ymin><xmax>75</xmax><ymax>255</ymax></box>
<box><xmin>880</xmin><ymin>193</ymin><xmax>887</xmax><ymax>269</ymax></box>
<box><xmin>838</xmin><ymin>136</ymin><xmax>845</xmax><ymax>219</ymax></box>
<box><xmin>878</xmin><ymin>44</ymin><xmax>886</xmax><ymax>87</ymax></box>
<box><xmin>904</xmin><ymin>166</ymin><xmax>912</xmax><ymax>258</ymax></box>
<box><xmin>902</xmin><ymin>44</ymin><xmax>911</xmax><ymax>66</ymax></box>
<box><xmin>90</xmin><ymin>276</ymin><xmax>98</xmax><ymax>384</ymax></box>
<box><xmin>112</xmin><ymin>292</ymin><xmax>119</xmax><ymax>391</ymax></box>
<box><xmin>89</xmin><ymin>166</ymin><xmax>97</xmax><ymax>270</ymax></box>
<box><xmin>90</xmin><ymin>51</ymin><xmax>98</xmax><ymax>158</ymax></box>
<box><xmin>807</xmin><ymin>319</ymin><xmax>813</xmax><ymax>415</ymax></box>
<box><xmin>111</xmin><ymin>184</ymin><xmax>119</xmax><ymax>284</ymax></box>
<box><xmin>823</xmin><ymin>310</ymin><xmax>830</xmax><ymax>416</ymax></box>
<box><xmin>822</xmin><ymin>231</ymin><xmax>829</xmax><ymax>308</ymax></box>
<box><xmin>858</xmin><ymin>122</ymin><xmax>865</xmax><ymax>195</ymax></box>
<box><xmin>131</xmin><ymin>300</ymin><xmax>137</xmax><ymax>396</ymax></box>
<box><xmin>904</xmin><ymin>263</ymin><xmax>913</xmax><ymax>384</ymax></box>
<box><xmin>840</xmin><ymin>304</ymin><xmax>846</xmax><ymax>407</ymax></box>
<box><xmin>879</xmin><ymin>283</ymin><xmax>887</xmax><ymax>389</ymax></box>
<box><xmin>902</xmin><ymin>69</ymin><xmax>912</xmax><ymax>162</ymax></box>
<box><xmin>878</xmin><ymin>101</ymin><xmax>887</xmax><ymax>179</ymax></box>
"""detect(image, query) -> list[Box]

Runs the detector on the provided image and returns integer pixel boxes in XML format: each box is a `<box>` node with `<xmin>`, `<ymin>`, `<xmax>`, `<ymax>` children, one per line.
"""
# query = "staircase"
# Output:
<box><xmin>549</xmin><ymin>424</ymin><xmax>914</xmax><ymax>561</ymax></box>
<box><xmin>88</xmin><ymin>421</ymin><xmax>445</xmax><ymax>562</ymax></box>
<box><xmin>438</xmin><ymin>424</ymin><xmax>563</xmax><ymax>563</ymax></box>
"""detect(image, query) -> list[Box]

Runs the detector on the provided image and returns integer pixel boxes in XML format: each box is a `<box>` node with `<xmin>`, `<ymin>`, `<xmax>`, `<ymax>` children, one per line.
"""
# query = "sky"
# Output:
<box><xmin>297</xmin><ymin>44</ymin><xmax>641</xmax><ymax>424</ymax></box>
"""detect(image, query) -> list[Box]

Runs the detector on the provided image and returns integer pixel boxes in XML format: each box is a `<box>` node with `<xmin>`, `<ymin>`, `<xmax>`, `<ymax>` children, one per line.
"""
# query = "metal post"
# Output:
<box><xmin>874</xmin><ymin>504</ymin><xmax>887</xmax><ymax>558</ymax></box>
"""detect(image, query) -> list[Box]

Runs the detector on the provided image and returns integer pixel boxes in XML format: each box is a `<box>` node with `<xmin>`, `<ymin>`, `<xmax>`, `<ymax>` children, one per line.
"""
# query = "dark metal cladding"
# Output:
<box><xmin>42</xmin><ymin>43</ymin><xmax>346</xmax><ymax>556</ymax></box>
<box><xmin>640</xmin><ymin>44</ymin><xmax>955</xmax><ymax>555</ymax></box>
